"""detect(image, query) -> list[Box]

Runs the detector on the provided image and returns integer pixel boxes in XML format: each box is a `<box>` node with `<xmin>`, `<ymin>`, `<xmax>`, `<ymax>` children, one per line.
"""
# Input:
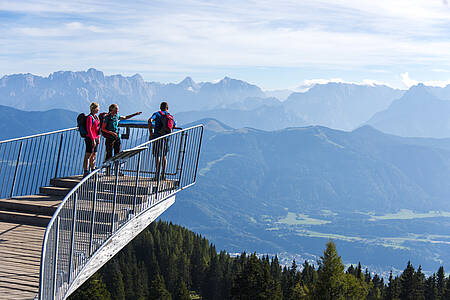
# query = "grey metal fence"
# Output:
<box><xmin>39</xmin><ymin>124</ymin><xmax>203</xmax><ymax>300</ymax></box>
<box><xmin>0</xmin><ymin>122</ymin><xmax>150</xmax><ymax>199</ymax></box>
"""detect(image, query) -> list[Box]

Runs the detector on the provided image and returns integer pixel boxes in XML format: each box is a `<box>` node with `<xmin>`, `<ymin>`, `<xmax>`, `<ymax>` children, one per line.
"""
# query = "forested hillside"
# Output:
<box><xmin>69</xmin><ymin>220</ymin><xmax>450</xmax><ymax>300</ymax></box>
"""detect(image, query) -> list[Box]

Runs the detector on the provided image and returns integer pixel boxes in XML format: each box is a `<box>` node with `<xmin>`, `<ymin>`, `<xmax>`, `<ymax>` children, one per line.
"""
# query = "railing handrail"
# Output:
<box><xmin>0</xmin><ymin>120</ymin><xmax>148</xmax><ymax>144</ymax></box>
<box><xmin>0</xmin><ymin>127</ymin><xmax>78</xmax><ymax>144</ymax></box>
<box><xmin>39</xmin><ymin>124</ymin><xmax>204</xmax><ymax>299</ymax></box>
<box><xmin>41</xmin><ymin>124</ymin><xmax>202</xmax><ymax>235</ymax></box>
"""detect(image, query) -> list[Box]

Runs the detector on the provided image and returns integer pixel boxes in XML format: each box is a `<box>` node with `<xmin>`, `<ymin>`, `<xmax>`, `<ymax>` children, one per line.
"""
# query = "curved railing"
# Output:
<box><xmin>39</xmin><ymin>125</ymin><xmax>204</xmax><ymax>300</ymax></box>
<box><xmin>0</xmin><ymin>123</ymin><xmax>149</xmax><ymax>199</ymax></box>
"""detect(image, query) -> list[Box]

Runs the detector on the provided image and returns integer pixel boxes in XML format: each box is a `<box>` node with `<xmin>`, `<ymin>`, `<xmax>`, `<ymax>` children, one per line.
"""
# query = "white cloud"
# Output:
<box><xmin>401</xmin><ymin>72</ymin><xmax>450</xmax><ymax>88</ymax></box>
<box><xmin>2</xmin><ymin>0</ymin><xmax>450</xmax><ymax>88</ymax></box>
<box><xmin>296</xmin><ymin>78</ymin><xmax>392</xmax><ymax>91</ymax></box>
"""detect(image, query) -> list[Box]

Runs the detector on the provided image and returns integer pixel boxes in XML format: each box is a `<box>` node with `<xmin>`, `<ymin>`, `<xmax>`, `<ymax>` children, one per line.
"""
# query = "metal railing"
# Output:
<box><xmin>39</xmin><ymin>125</ymin><xmax>204</xmax><ymax>300</ymax></box>
<box><xmin>0</xmin><ymin>122</ymin><xmax>149</xmax><ymax>199</ymax></box>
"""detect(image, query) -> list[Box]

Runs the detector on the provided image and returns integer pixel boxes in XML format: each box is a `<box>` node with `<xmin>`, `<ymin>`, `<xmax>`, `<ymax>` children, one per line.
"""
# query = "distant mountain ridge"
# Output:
<box><xmin>0</xmin><ymin>69</ymin><xmax>267</xmax><ymax>116</ymax></box>
<box><xmin>284</xmin><ymin>83</ymin><xmax>404</xmax><ymax>131</ymax></box>
<box><xmin>1</xmin><ymin>69</ymin><xmax>408</xmax><ymax>132</ymax></box>
<box><xmin>0</xmin><ymin>105</ymin><xmax>77</xmax><ymax>140</ymax></box>
<box><xmin>367</xmin><ymin>84</ymin><xmax>450</xmax><ymax>138</ymax></box>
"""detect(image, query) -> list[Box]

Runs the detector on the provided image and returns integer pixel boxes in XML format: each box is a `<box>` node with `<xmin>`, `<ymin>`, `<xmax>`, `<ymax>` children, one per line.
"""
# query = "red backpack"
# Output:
<box><xmin>158</xmin><ymin>111</ymin><xmax>174</xmax><ymax>135</ymax></box>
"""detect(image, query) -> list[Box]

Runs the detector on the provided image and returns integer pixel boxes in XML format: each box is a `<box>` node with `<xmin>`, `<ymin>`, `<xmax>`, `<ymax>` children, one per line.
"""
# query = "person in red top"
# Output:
<box><xmin>83</xmin><ymin>102</ymin><xmax>100</xmax><ymax>177</ymax></box>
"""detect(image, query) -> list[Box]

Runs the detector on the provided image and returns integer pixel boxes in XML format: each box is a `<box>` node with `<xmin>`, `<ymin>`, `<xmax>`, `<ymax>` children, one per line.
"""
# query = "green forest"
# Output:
<box><xmin>69</xmin><ymin>220</ymin><xmax>450</xmax><ymax>300</ymax></box>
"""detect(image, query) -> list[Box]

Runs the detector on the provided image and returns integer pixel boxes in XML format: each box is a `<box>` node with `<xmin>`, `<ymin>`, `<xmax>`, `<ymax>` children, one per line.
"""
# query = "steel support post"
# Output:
<box><xmin>52</xmin><ymin>217</ymin><xmax>61</xmax><ymax>299</ymax></box>
<box><xmin>132</xmin><ymin>152</ymin><xmax>141</xmax><ymax>215</ymax></box>
<box><xmin>10</xmin><ymin>141</ymin><xmax>23</xmax><ymax>198</ymax></box>
<box><xmin>68</xmin><ymin>193</ymin><xmax>78</xmax><ymax>283</ymax></box>
<box><xmin>89</xmin><ymin>173</ymin><xmax>99</xmax><ymax>255</ymax></box>
<box><xmin>111</xmin><ymin>162</ymin><xmax>119</xmax><ymax>234</ymax></box>
<box><xmin>54</xmin><ymin>134</ymin><xmax>64</xmax><ymax>178</ymax></box>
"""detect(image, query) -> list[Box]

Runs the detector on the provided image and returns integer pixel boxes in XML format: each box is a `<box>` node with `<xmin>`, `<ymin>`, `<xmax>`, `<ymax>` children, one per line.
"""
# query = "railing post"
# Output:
<box><xmin>176</xmin><ymin>132</ymin><xmax>188</xmax><ymax>184</ymax></box>
<box><xmin>54</xmin><ymin>134</ymin><xmax>64</xmax><ymax>178</ymax></box>
<box><xmin>52</xmin><ymin>217</ymin><xmax>60</xmax><ymax>300</ymax></box>
<box><xmin>10</xmin><ymin>141</ymin><xmax>23</xmax><ymax>198</ymax></box>
<box><xmin>89</xmin><ymin>173</ymin><xmax>99</xmax><ymax>255</ymax></box>
<box><xmin>68</xmin><ymin>193</ymin><xmax>78</xmax><ymax>283</ymax></box>
<box><xmin>132</xmin><ymin>152</ymin><xmax>141</xmax><ymax>215</ymax></box>
<box><xmin>111</xmin><ymin>162</ymin><xmax>119</xmax><ymax>233</ymax></box>
<box><xmin>193</xmin><ymin>127</ymin><xmax>204</xmax><ymax>181</ymax></box>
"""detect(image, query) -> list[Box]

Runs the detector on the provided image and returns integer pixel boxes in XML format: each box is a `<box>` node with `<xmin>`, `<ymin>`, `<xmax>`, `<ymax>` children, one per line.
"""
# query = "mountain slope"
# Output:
<box><xmin>284</xmin><ymin>83</ymin><xmax>404</xmax><ymax>131</ymax></box>
<box><xmin>367</xmin><ymin>84</ymin><xmax>450</xmax><ymax>138</ymax></box>
<box><xmin>0</xmin><ymin>105</ymin><xmax>77</xmax><ymax>140</ymax></box>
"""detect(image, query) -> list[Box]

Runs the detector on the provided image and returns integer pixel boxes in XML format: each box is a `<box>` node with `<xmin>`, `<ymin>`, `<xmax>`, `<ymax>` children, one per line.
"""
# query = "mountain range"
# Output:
<box><xmin>366</xmin><ymin>84</ymin><xmax>450</xmax><ymax>138</ymax></box>
<box><xmin>0</xmin><ymin>106</ymin><xmax>449</xmax><ymax>274</ymax></box>
<box><xmin>165</xmin><ymin>118</ymin><xmax>450</xmax><ymax>273</ymax></box>
<box><xmin>3</xmin><ymin>68</ymin><xmax>450</xmax><ymax>138</ymax></box>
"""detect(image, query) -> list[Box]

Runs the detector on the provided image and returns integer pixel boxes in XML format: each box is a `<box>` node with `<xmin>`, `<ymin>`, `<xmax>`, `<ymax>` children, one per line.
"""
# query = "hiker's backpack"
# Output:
<box><xmin>158</xmin><ymin>111</ymin><xmax>174</xmax><ymax>135</ymax></box>
<box><xmin>98</xmin><ymin>112</ymin><xmax>108</xmax><ymax>136</ymax></box>
<box><xmin>77</xmin><ymin>113</ymin><xmax>87</xmax><ymax>138</ymax></box>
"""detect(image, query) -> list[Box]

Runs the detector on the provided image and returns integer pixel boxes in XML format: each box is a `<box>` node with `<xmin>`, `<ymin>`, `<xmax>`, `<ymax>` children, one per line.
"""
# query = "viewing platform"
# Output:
<box><xmin>0</xmin><ymin>122</ymin><xmax>203</xmax><ymax>299</ymax></box>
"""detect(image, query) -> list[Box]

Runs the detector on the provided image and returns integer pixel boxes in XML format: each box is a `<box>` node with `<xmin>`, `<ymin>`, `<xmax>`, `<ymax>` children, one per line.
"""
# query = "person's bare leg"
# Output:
<box><xmin>83</xmin><ymin>153</ymin><xmax>90</xmax><ymax>171</ymax></box>
<box><xmin>89</xmin><ymin>152</ymin><xmax>97</xmax><ymax>170</ymax></box>
<box><xmin>155</xmin><ymin>156</ymin><xmax>161</xmax><ymax>179</ymax></box>
<box><xmin>161</xmin><ymin>156</ymin><xmax>167</xmax><ymax>179</ymax></box>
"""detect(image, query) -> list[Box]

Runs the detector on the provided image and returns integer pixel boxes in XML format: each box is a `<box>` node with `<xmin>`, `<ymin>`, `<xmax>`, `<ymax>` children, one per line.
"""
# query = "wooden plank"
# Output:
<box><xmin>0</xmin><ymin>223</ymin><xmax>44</xmax><ymax>300</ymax></box>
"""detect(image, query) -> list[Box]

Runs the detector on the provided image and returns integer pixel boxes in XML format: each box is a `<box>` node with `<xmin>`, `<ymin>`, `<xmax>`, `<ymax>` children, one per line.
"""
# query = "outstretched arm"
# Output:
<box><xmin>120</xmin><ymin>111</ymin><xmax>142</xmax><ymax>120</ymax></box>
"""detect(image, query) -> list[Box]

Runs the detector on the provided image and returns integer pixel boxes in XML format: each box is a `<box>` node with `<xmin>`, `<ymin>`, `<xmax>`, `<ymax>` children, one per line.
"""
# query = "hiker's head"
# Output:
<box><xmin>90</xmin><ymin>102</ymin><xmax>99</xmax><ymax>114</ymax></box>
<box><xmin>109</xmin><ymin>104</ymin><xmax>119</xmax><ymax>115</ymax></box>
<box><xmin>160</xmin><ymin>101</ymin><xmax>168</xmax><ymax>111</ymax></box>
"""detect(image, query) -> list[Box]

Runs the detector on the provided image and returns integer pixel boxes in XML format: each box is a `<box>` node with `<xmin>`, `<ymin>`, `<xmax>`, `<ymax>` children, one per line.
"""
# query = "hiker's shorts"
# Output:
<box><xmin>85</xmin><ymin>138</ymin><xmax>99</xmax><ymax>154</ymax></box>
<box><xmin>152</xmin><ymin>138</ymin><xmax>169</xmax><ymax>157</ymax></box>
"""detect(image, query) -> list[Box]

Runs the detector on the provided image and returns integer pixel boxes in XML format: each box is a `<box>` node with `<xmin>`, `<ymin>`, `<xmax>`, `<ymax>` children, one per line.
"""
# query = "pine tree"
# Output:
<box><xmin>399</xmin><ymin>261</ymin><xmax>415</xmax><ymax>300</ymax></box>
<box><xmin>149</xmin><ymin>274</ymin><xmax>172</xmax><ymax>300</ymax></box>
<box><xmin>424</xmin><ymin>274</ymin><xmax>437</xmax><ymax>300</ymax></box>
<box><xmin>68</xmin><ymin>273</ymin><xmax>111</xmax><ymax>300</ymax></box>
<box><xmin>313</xmin><ymin>240</ymin><xmax>346</xmax><ymax>300</ymax></box>
<box><xmin>437</xmin><ymin>266</ymin><xmax>445</xmax><ymax>299</ymax></box>
<box><xmin>175</xmin><ymin>281</ymin><xmax>190</xmax><ymax>300</ymax></box>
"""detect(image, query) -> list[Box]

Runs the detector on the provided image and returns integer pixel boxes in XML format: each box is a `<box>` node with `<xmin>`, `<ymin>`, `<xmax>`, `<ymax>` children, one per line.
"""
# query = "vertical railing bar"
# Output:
<box><xmin>37</xmin><ymin>135</ymin><xmax>50</xmax><ymax>191</ymax></box>
<box><xmin>68</xmin><ymin>193</ymin><xmax>78</xmax><ymax>283</ymax></box>
<box><xmin>132</xmin><ymin>152</ymin><xmax>141</xmax><ymax>215</ymax></box>
<box><xmin>60</xmin><ymin>131</ymin><xmax>71</xmax><ymax>176</ymax></box>
<box><xmin>40</xmin><ymin>135</ymin><xmax>53</xmax><ymax>191</ymax></box>
<box><xmin>26</xmin><ymin>136</ymin><xmax>40</xmax><ymax>195</ymax></box>
<box><xmin>52</xmin><ymin>217</ymin><xmax>60</xmax><ymax>300</ymax></box>
<box><xmin>54</xmin><ymin>134</ymin><xmax>64</xmax><ymax>178</ymax></box>
<box><xmin>66</xmin><ymin>133</ymin><xmax>77</xmax><ymax>175</ymax></box>
<box><xmin>16</xmin><ymin>139</ymin><xmax>31</xmax><ymax>196</ymax></box>
<box><xmin>89</xmin><ymin>173</ymin><xmax>99</xmax><ymax>255</ymax></box>
<box><xmin>177</xmin><ymin>132</ymin><xmax>188</xmax><ymax>186</ymax></box>
<box><xmin>193</xmin><ymin>128</ymin><xmax>204</xmax><ymax>182</ymax></box>
<box><xmin>44</xmin><ymin>135</ymin><xmax>60</xmax><ymax>189</ymax></box>
<box><xmin>111</xmin><ymin>162</ymin><xmax>119</xmax><ymax>234</ymax></box>
<box><xmin>10</xmin><ymin>141</ymin><xmax>23</xmax><ymax>198</ymax></box>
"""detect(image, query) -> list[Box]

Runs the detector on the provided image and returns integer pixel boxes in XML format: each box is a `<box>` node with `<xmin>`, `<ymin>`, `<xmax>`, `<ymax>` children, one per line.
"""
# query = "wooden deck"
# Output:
<box><xmin>0</xmin><ymin>174</ymin><xmax>179</xmax><ymax>299</ymax></box>
<box><xmin>0</xmin><ymin>222</ymin><xmax>45</xmax><ymax>300</ymax></box>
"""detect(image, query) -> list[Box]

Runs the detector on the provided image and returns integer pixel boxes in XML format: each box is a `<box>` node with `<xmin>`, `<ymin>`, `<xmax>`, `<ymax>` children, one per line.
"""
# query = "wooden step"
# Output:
<box><xmin>39</xmin><ymin>186</ymin><xmax>72</xmax><ymax>196</ymax></box>
<box><xmin>0</xmin><ymin>210</ymin><xmax>51</xmax><ymax>227</ymax></box>
<box><xmin>50</xmin><ymin>176</ymin><xmax>82</xmax><ymax>188</ymax></box>
<box><xmin>0</xmin><ymin>196</ymin><xmax>61</xmax><ymax>216</ymax></box>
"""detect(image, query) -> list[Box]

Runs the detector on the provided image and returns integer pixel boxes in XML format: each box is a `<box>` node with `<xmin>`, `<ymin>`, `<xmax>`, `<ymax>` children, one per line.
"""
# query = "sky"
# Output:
<box><xmin>1</xmin><ymin>0</ymin><xmax>450</xmax><ymax>90</ymax></box>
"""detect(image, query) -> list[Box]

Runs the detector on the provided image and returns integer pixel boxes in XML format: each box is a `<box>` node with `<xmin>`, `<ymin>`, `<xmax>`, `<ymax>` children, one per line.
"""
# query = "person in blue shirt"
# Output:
<box><xmin>147</xmin><ymin>101</ymin><xmax>179</xmax><ymax>179</ymax></box>
<box><xmin>102</xmin><ymin>103</ymin><xmax>141</xmax><ymax>162</ymax></box>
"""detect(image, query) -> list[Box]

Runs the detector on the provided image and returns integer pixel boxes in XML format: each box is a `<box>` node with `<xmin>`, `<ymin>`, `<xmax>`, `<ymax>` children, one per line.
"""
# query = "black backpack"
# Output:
<box><xmin>77</xmin><ymin>113</ymin><xmax>87</xmax><ymax>138</ymax></box>
<box><xmin>98</xmin><ymin>112</ymin><xmax>108</xmax><ymax>136</ymax></box>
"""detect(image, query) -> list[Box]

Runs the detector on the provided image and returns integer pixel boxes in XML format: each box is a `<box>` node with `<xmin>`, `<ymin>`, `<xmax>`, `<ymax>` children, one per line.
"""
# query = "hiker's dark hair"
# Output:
<box><xmin>160</xmin><ymin>102</ymin><xmax>168</xmax><ymax>110</ymax></box>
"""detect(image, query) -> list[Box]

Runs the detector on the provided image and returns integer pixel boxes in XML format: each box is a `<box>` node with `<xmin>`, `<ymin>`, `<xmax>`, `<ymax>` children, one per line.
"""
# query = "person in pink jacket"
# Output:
<box><xmin>83</xmin><ymin>102</ymin><xmax>100</xmax><ymax>177</ymax></box>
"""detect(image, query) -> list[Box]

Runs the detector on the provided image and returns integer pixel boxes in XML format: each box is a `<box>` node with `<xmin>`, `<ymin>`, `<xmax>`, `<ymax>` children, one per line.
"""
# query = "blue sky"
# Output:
<box><xmin>1</xmin><ymin>0</ymin><xmax>450</xmax><ymax>90</ymax></box>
